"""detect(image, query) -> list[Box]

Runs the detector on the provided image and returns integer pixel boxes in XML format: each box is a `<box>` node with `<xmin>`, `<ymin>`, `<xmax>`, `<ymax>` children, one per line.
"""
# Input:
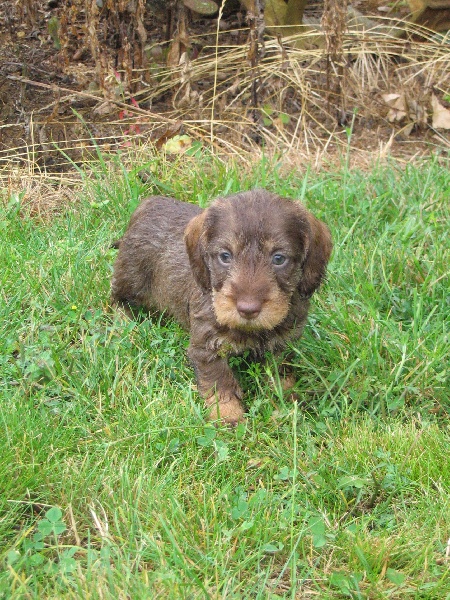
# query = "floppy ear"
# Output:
<box><xmin>297</xmin><ymin>211</ymin><xmax>332</xmax><ymax>298</ymax></box>
<box><xmin>184</xmin><ymin>211</ymin><xmax>211</xmax><ymax>291</ymax></box>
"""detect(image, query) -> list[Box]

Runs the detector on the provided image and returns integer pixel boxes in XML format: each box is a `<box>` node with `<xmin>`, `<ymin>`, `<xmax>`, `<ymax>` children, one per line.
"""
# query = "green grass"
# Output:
<box><xmin>0</xmin><ymin>153</ymin><xmax>449</xmax><ymax>599</ymax></box>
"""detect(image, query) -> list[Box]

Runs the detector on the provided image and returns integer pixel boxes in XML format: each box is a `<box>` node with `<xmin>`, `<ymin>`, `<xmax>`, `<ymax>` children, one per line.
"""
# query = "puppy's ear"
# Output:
<box><xmin>184</xmin><ymin>211</ymin><xmax>211</xmax><ymax>291</ymax></box>
<box><xmin>298</xmin><ymin>212</ymin><xmax>332</xmax><ymax>298</ymax></box>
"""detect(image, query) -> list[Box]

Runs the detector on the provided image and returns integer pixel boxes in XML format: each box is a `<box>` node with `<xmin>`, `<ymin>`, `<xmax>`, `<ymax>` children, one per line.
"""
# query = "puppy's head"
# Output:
<box><xmin>184</xmin><ymin>189</ymin><xmax>332</xmax><ymax>331</ymax></box>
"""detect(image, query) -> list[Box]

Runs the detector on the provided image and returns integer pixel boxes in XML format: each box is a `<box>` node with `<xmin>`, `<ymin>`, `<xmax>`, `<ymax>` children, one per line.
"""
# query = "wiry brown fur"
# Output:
<box><xmin>111</xmin><ymin>189</ymin><xmax>332</xmax><ymax>424</ymax></box>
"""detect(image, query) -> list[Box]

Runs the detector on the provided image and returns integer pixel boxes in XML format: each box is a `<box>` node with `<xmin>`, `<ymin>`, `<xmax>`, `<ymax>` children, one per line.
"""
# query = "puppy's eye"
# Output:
<box><xmin>218</xmin><ymin>251</ymin><xmax>232</xmax><ymax>265</ymax></box>
<box><xmin>272</xmin><ymin>253</ymin><xmax>287</xmax><ymax>266</ymax></box>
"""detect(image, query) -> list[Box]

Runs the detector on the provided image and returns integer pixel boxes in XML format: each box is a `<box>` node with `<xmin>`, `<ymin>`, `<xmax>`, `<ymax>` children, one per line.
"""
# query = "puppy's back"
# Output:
<box><xmin>111</xmin><ymin>196</ymin><xmax>202</xmax><ymax>326</ymax></box>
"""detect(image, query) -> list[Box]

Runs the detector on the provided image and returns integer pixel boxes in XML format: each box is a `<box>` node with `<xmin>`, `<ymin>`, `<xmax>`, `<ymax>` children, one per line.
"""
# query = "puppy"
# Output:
<box><xmin>111</xmin><ymin>189</ymin><xmax>332</xmax><ymax>424</ymax></box>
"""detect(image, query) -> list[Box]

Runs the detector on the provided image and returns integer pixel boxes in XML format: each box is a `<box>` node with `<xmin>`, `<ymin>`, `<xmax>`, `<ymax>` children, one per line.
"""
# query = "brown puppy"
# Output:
<box><xmin>111</xmin><ymin>189</ymin><xmax>332</xmax><ymax>424</ymax></box>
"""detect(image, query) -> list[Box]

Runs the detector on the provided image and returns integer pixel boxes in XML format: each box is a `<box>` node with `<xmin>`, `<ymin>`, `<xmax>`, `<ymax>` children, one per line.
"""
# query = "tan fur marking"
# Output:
<box><xmin>204</xmin><ymin>390</ymin><xmax>246</xmax><ymax>424</ymax></box>
<box><xmin>212</xmin><ymin>283</ymin><xmax>290</xmax><ymax>331</ymax></box>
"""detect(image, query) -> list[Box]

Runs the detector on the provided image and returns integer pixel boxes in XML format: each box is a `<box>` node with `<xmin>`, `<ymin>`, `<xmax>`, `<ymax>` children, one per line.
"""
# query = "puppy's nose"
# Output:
<box><xmin>236</xmin><ymin>299</ymin><xmax>262</xmax><ymax>320</ymax></box>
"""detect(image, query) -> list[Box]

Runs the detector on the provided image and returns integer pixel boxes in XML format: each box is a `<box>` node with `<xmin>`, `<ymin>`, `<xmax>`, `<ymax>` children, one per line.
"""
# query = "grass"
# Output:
<box><xmin>0</xmin><ymin>152</ymin><xmax>449</xmax><ymax>599</ymax></box>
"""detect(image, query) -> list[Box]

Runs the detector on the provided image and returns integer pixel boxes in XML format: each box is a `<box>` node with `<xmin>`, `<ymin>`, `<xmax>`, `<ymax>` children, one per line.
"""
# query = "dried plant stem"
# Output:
<box><xmin>247</xmin><ymin>0</ymin><xmax>265</xmax><ymax>110</ymax></box>
<box><xmin>84</xmin><ymin>0</ymin><xmax>148</xmax><ymax>96</ymax></box>
<box><xmin>210</xmin><ymin>0</ymin><xmax>227</xmax><ymax>145</ymax></box>
<box><xmin>322</xmin><ymin>0</ymin><xmax>349</xmax><ymax>122</ymax></box>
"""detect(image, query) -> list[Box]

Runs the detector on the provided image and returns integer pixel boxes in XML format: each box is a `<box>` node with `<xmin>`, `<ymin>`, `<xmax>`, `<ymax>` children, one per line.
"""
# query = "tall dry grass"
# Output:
<box><xmin>1</xmin><ymin>12</ymin><xmax>449</xmax><ymax>183</ymax></box>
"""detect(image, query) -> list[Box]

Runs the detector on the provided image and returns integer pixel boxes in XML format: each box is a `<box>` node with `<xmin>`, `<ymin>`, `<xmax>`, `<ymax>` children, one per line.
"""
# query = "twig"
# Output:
<box><xmin>6</xmin><ymin>75</ymin><xmax>177</xmax><ymax>124</ymax></box>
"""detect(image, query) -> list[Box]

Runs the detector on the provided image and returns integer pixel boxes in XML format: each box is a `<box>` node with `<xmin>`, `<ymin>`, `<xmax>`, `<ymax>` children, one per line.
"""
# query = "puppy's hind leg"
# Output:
<box><xmin>110</xmin><ymin>250</ymin><xmax>151</xmax><ymax>319</ymax></box>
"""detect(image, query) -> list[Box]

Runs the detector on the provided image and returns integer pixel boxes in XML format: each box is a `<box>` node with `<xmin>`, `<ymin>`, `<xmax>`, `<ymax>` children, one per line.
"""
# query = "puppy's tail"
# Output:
<box><xmin>110</xmin><ymin>239</ymin><xmax>121</xmax><ymax>250</ymax></box>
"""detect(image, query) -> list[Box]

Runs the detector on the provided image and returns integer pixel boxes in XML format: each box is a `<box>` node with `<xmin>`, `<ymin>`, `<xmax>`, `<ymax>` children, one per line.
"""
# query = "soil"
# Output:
<box><xmin>0</xmin><ymin>0</ymin><xmax>448</xmax><ymax>174</ymax></box>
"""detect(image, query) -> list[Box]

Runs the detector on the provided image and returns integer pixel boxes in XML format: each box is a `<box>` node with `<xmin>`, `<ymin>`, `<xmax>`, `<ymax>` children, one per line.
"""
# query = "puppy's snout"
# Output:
<box><xmin>236</xmin><ymin>298</ymin><xmax>262</xmax><ymax>320</ymax></box>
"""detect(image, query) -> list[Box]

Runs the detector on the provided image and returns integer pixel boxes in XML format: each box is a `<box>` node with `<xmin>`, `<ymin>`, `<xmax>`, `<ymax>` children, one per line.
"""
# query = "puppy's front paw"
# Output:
<box><xmin>205</xmin><ymin>392</ymin><xmax>246</xmax><ymax>426</ymax></box>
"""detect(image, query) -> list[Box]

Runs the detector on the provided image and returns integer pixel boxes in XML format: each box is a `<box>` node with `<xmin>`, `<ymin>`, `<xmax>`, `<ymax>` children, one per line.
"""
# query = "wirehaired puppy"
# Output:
<box><xmin>111</xmin><ymin>189</ymin><xmax>332</xmax><ymax>424</ymax></box>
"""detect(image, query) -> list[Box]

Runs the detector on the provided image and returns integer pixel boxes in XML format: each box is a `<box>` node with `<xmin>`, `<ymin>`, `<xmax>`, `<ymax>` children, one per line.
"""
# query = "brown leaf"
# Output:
<box><xmin>431</xmin><ymin>94</ymin><xmax>450</xmax><ymax>129</ymax></box>
<box><xmin>93</xmin><ymin>101</ymin><xmax>116</xmax><ymax>116</ymax></box>
<box><xmin>151</xmin><ymin>122</ymin><xmax>183</xmax><ymax>149</ymax></box>
<box><xmin>382</xmin><ymin>93</ymin><xmax>407</xmax><ymax>122</ymax></box>
<box><xmin>167</xmin><ymin>37</ymin><xmax>182</xmax><ymax>69</ymax></box>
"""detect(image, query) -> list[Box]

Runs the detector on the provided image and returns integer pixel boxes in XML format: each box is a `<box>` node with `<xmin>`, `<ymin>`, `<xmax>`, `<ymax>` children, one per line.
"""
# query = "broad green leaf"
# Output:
<box><xmin>386</xmin><ymin>568</ymin><xmax>406</xmax><ymax>585</ymax></box>
<box><xmin>45</xmin><ymin>507</ymin><xmax>63</xmax><ymax>523</ymax></box>
<box><xmin>7</xmin><ymin>550</ymin><xmax>20</xmax><ymax>565</ymax></box>
<box><xmin>262</xmin><ymin>542</ymin><xmax>284</xmax><ymax>554</ymax></box>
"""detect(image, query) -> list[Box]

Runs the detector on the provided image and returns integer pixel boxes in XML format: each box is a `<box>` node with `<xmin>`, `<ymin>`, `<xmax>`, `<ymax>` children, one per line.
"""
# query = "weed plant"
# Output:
<box><xmin>0</xmin><ymin>153</ymin><xmax>449</xmax><ymax>598</ymax></box>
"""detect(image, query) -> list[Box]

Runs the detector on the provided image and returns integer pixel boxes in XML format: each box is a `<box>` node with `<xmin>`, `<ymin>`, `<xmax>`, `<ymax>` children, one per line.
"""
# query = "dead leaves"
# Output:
<box><xmin>382</xmin><ymin>93</ymin><xmax>408</xmax><ymax>123</ymax></box>
<box><xmin>431</xmin><ymin>94</ymin><xmax>450</xmax><ymax>129</ymax></box>
<box><xmin>382</xmin><ymin>91</ymin><xmax>450</xmax><ymax>133</ymax></box>
<box><xmin>166</xmin><ymin>10</ymin><xmax>203</xmax><ymax>110</ymax></box>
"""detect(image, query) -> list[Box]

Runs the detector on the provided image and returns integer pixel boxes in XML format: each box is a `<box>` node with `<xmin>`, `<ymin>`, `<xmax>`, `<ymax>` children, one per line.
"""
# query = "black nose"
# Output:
<box><xmin>236</xmin><ymin>299</ymin><xmax>262</xmax><ymax>320</ymax></box>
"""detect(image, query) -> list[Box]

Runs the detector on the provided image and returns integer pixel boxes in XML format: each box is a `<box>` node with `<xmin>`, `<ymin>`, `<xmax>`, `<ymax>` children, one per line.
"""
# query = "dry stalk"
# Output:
<box><xmin>211</xmin><ymin>0</ymin><xmax>228</xmax><ymax>144</ymax></box>
<box><xmin>321</xmin><ymin>0</ymin><xmax>349</xmax><ymax>123</ymax></box>
<box><xmin>246</xmin><ymin>0</ymin><xmax>266</xmax><ymax>131</ymax></box>
<box><xmin>15</xmin><ymin>0</ymin><xmax>38</xmax><ymax>28</ymax></box>
<box><xmin>84</xmin><ymin>0</ymin><xmax>148</xmax><ymax>96</ymax></box>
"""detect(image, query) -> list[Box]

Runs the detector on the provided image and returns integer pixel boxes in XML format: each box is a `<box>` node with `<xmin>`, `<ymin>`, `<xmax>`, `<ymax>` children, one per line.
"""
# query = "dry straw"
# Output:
<box><xmin>1</xmin><ymin>9</ymin><xmax>450</xmax><ymax>182</ymax></box>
